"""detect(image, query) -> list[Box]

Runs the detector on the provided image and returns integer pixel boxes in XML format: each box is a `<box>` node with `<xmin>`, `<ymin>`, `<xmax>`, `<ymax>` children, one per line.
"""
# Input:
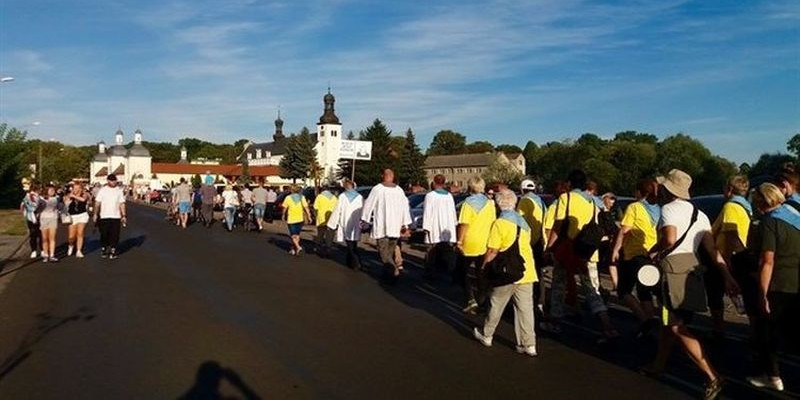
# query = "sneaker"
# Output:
<box><xmin>109</xmin><ymin>249</ymin><xmax>117</xmax><ymax>260</ymax></box>
<box><xmin>703</xmin><ymin>377</ymin><xmax>724</xmax><ymax>400</ymax></box>
<box><xmin>76</xmin><ymin>251</ymin><xmax>84</xmax><ymax>258</ymax></box>
<box><xmin>747</xmin><ymin>375</ymin><xmax>784</xmax><ymax>391</ymax></box>
<box><xmin>296</xmin><ymin>247</ymin><xmax>303</xmax><ymax>256</ymax></box>
<box><xmin>101</xmin><ymin>247</ymin><xmax>107</xmax><ymax>258</ymax></box>
<box><xmin>473</xmin><ymin>327</ymin><xmax>492</xmax><ymax>347</ymax></box>
<box><xmin>42</xmin><ymin>256</ymin><xmax>49</xmax><ymax>263</ymax></box>
<box><xmin>516</xmin><ymin>345</ymin><xmax>538</xmax><ymax>357</ymax></box>
<box><xmin>49</xmin><ymin>256</ymin><xmax>58</xmax><ymax>262</ymax></box>
<box><xmin>463</xmin><ymin>300</ymin><xmax>479</xmax><ymax>314</ymax></box>
<box><xmin>67</xmin><ymin>246</ymin><xmax>74</xmax><ymax>256</ymax></box>
<box><xmin>289</xmin><ymin>249</ymin><xmax>296</xmax><ymax>256</ymax></box>
<box><xmin>30</xmin><ymin>251</ymin><xmax>38</xmax><ymax>259</ymax></box>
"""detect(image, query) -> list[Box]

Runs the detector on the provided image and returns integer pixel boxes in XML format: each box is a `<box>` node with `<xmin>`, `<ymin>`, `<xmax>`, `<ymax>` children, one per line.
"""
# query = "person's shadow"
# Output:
<box><xmin>178</xmin><ymin>361</ymin><xmax>261</xmax><ymax>400</ymax></box>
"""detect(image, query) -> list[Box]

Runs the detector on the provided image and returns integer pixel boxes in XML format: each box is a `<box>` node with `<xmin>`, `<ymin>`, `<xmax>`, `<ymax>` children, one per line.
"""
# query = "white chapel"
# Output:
<box><xmin>90</xmin><ymin>128</ymin><xmax>152</xmax><ymax>185</ymax></box>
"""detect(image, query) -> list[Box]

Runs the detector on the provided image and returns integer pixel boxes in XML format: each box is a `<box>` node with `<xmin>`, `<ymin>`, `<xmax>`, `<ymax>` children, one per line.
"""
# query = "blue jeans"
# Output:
<box><xmin>224</xmin><ymin>206</ymin><xmax>235</xmax><ymax>230</ymax></box>
<box><xmin>253</xmin><ymin>204</ymin><xmax>266</xmax><ymax>221</ymax></box>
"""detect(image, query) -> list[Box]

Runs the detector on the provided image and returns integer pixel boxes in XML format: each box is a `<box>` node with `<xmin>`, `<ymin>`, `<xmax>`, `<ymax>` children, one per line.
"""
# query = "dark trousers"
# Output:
<box><xmin>201</xmin><ymin>204</ymin><xmax>214</xmax><ymax>225</ymax></box>
<box><xmin>345</xmin><ymin>240</ymin><xmax>362</xmax><ymax>270</ymax></box>
<box><xmin>316</xmin><ymin>226</ymin><xmax>334</xmax><ymax>253</ymax></box>
<box><xmin>425</xmin><ymin>242</ymin><xmax>456</xmax><ymax>275</ymax></box>
<box><xmin>98</xmin><ymin>219</ymin><xmax>121</xmax><ymax>251</ymax></box>
<box><xmin>459</xmin><ymin>254</ymin><xmax>486</xmax><ymax>305</ymax></box>
<box><xmin>265</xmin><ymin>203</ymin><xmax>276</xmax><ymax>222</ymax></box>
<box><xmin>755</xmin><ymin>292</ymin><xmax>799</xmax><ymax>377</ymax></box>
<box><xmin>27</xmin><ymin>221</ymin><xmax>41</xmax><ymax>252</ymax></box>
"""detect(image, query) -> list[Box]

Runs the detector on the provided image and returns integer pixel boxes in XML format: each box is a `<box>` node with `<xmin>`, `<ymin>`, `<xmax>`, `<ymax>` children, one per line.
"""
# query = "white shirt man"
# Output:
<box><xmin>361</xmin><ymin>169</ymin><xmax>411</xmax><ymax>282</ymax></box>
<box><xmin>94</xmin><ymin>174</ymin><xmax>126</xmax><ymax>259</ymax></box>
<box><xmin>421</xmin><ymin>175</ymin><xmax>457</xmax><ymax>277</ymax></box>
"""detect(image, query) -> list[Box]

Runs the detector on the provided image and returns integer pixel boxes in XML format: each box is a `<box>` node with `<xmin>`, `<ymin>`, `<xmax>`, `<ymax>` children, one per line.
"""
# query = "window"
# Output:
<box><xmin>247</xmin><ymin>153</ymin><xmax>252</xmax><ymax>160</ymax></box>
<box><xmin>332</xmin><ymin>130</ymin><xmax>337</xmax><ymax>137</ymax></box>
<box><xmin>256</xmin><ymin>149</ymin><xmax>262</xmax><ymax>159</ymax></box>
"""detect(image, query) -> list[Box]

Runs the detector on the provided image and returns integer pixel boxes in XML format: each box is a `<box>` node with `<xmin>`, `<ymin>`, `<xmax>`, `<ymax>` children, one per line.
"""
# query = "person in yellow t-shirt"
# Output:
<box><xmin>282</xmin><ymin>185</ymin><xmax>310</xmax><ymax>256</ymax></box>
<box><xmin>473</xmin><ymin>189</ymin><xmax>538</xmax><ymax>356</ymax></box>
<box><xmin>457</xmin><ymin>177</ymin><xmax>497</xmax><ymax>314</ymax></box>
<box><xmin>517</xmin><ymin>179</ymin><xmax>548</xmax><ymax>314</ymax></box>
<box><xmin>611</xmin><ymin>179</ymin><xmax>660</xmax><ymax>334</ymax></box>
<box><xmin>313</xmin><ymin>187</ymin><xmax>338</xmax><ymax>258</ymax></box>
<box><xmin>711</xmin><ymin>175</ymin><xmax>754</xmax><ymax>330</ymax></box>
<box><xmin>544</xmin><ymin>169</ymin><xmax>617</xmax><ymax>341</ymax></box>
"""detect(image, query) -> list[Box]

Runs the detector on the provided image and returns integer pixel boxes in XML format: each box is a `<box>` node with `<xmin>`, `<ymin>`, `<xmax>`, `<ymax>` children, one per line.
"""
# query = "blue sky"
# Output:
<box><xmin>0</xmin><ymin>0</ymin><xmax>797</xmax><ymax>163</ymax></box>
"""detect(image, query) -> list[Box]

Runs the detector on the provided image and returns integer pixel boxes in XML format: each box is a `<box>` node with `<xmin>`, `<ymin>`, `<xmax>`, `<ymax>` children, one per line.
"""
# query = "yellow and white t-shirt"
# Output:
<box><xmin>620</xmin><ymin>201</ymin><xmax>658</xmax><ymax>260</ymax></box>
<box><xmin>487</xmin><ymin>214</ymin><xmax>538</xmax><ymax>284</ymax></box>
<box><xmin>313</xmin><ymin>191</ymin><xmax>338</xmax><ymax>226</ymax></box>
<box><xmin>713</xmin><ymin>200</ymin><xmax>750</xmax><ymax>254</ymax></box>
<box><xmin>284</xmin><ymin>194</ymin><xmax>308</xmax><ymax>224</ymax></box>
<box><xmin>458</xmin><ymin>195</ymin><xmax>496</xmax><ymax>257</ymax></box>
<box><xmin>555</xmin><ymin>191</ymin><xmax>600</xmax><ymax>262</ymax></box>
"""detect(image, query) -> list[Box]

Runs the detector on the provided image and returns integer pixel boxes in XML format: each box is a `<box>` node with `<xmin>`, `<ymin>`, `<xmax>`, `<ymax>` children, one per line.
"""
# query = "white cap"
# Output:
<box><xmin>520</xmin><ymin>179</ymin><xmax>536</xmax><ymax>191</ymax></box>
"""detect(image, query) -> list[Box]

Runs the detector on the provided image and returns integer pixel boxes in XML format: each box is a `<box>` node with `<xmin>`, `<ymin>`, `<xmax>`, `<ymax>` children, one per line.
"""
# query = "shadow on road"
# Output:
<box><xmin>0</xmin><ymin>307</ymin><xmax>96</xmax><ymax>383</ymax></box>
<box><xmin>178</xmin><ymin>361</ymin><xmax>262</xmax><ymax>400</ymax></box>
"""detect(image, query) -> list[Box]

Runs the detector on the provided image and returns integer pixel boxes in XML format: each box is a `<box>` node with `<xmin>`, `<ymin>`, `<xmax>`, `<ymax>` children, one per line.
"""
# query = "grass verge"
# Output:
<box><xmin>0</xmin><ymin>209</ymin><xmax>27</xmax><ymax>236</ymax></box>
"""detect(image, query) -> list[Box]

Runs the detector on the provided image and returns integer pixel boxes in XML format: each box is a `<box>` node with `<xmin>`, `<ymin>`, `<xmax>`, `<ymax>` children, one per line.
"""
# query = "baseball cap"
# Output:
<box><xmin>107</xmin><ymin>174</ymin><xmax>118</xmax><ymax>181</ymax></box>
<box><xmin>520</xmin><ymin>179</ymin><xmax>536</xmax><ymax>191</ymax></box>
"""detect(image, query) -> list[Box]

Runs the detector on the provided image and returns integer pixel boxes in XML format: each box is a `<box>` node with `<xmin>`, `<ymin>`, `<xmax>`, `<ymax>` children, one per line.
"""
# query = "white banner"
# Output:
<box><xmin>340</xmin><ymin>140</ymin><xmax>373</xmax><ymax>160</ymax></box>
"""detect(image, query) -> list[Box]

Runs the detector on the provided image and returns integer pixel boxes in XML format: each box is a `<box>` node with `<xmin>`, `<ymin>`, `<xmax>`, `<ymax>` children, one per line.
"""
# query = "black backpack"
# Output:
<box><xmin>486</xmin><ymin>226</ymin><xmax>526</xmax><ymax>287</ymax></box>
<box><xmin>573</xmin><ymin>193</ymin><xmax>604</xmax><ymax>260</ymax></box>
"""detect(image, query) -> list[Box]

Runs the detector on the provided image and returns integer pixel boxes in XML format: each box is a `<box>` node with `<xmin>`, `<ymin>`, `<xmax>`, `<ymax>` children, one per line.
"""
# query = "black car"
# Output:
<box><xmin>689</xmin><ymin>195</ymin><xmax>725</xmax><ymax>222</ymax></box>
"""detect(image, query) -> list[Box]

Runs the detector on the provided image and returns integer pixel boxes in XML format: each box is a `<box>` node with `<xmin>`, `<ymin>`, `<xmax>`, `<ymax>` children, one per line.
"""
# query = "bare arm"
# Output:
<box><xmin>758</xmin><ymin>250</ymin><xmax>775</xmax><ymax>313</ymax></box>
<box><xmin>611</xmin><ymin>225</ymin><xmax>632</xmax><ymax>263</ymax></box>
<box><xmin>456</xmin><ymin>224</ymin><xmax>468</xmax><ymax>252</ymax></box>
<box><xmin>481</xmin><ymin>248</ymin><xmax>499</xmax><ymax>269</ymax></box>
<box><xmin>546</xmin><ymin>221</ymin><xmax>562</xmax><ymax>251</ymax></box>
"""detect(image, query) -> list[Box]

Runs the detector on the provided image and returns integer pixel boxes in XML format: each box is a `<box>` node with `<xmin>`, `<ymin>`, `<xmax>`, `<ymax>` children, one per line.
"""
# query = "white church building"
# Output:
<box><xmin>90</xmin><ymin>128</ymin><xmax>152</xmax><ymax>185</ymax></box>
<box><xmin>238</xmin><ymin>89</ymin><xmax>344</xmax><ymax>182</ymax></box>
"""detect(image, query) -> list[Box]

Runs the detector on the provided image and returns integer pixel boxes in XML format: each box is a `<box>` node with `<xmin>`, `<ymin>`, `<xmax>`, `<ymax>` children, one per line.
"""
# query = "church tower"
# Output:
<box><xmin>316</xmin><ymin>88</ymin><xmax>342</xmax><ymax>180</ymax></box>
<box><xmin>274</xmin><ymin>110</ymin><xmax>285</xmax><ymax>142</ymax></box>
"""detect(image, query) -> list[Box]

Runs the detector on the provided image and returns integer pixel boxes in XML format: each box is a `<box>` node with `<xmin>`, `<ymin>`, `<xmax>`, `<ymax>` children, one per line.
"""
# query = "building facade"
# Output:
<box><xmin>90</xmin><ymin>128</ymin><xmax>152</xmax><ymax>185</ymax></box>
<box><xmin>423</xmin><ymin>152</ymin><xmax>525</xmax><ymax>188</ymax></box>
<box><xmin>238</xmin><ymin>89</ymin><xmax>344</xmax><ymax>184</ymax></box>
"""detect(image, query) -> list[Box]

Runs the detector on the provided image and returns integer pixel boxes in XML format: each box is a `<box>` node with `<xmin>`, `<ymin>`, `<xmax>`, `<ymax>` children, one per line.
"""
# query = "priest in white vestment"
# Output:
<box><xmin>361</xmin><ymin>169</ymin><xmax>412</xmax><ymax>282</ymax></box>
<box><xmin>327</xmin><ymin>180</ymin><xmax>365</xmax><ymax>270</ymax></box>
<box><xmin>422</xmin><ymin>174</ymin><xmax>457</xmax><ymax>278</ymax></box>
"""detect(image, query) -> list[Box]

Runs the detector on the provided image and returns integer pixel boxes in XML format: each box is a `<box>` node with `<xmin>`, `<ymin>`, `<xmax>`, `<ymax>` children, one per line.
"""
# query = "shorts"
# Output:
<box><xmin>70</xmin><ymin>212</ymin><xmax>90</xmax><ymax>224</ymax></box>
<box><xmin>40</xmin><ymin>217</ymin><xmax>58</xmax><ymax>230</ymax></box>
<box><xmin>662</xmin><ymin>307</ymin><xmax>695</xmax><ymax>326</ymax></box>
<box><xmin>288</xmin><ymin>223</ymin><xmax>303</xmax><ymax>236</ymax></box>
<box><xmin>253</xmin><ymin>204</ymin><xmax>266</xmax><ymax>220</ymax></box>
<box><xmin>178</xmin><ymin>202</ymin><xmax>191</xmax><ymax>214</ymax></box>
<box><xmin>618</xmin><ymin>256</ymin><xmax>656</xmax><ymax>301</ymax></box>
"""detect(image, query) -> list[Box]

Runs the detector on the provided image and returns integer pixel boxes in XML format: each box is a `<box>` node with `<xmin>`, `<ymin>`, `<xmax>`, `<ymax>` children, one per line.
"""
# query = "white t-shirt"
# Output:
<box><xmin>222</xmin><ymin>190</ymin><xmax>239</xmax><ymax>208</ymax></box>
<box><xmin>96</xmin><ymin>186</ymin><xmax>126</xmax><ymax>219</ymax></box>
<box><xmin>660</xmin><ymin>199</ymin><xmax>711</xmax><ymax>256</ymax></box>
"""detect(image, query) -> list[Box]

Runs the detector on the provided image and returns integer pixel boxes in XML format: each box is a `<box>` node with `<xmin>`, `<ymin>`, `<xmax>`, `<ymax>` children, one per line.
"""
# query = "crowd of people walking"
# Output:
<box><xmin>18</xmin><ymin>161</ymin><xmax>799</xmax><ymax>400</ymax></box>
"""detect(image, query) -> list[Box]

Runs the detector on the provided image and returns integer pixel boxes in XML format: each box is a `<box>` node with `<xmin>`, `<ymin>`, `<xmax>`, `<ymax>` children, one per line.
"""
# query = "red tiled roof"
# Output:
<box><xmin>112</xmin><ymin>164</ymin><xmax>125</xmax><ymax>175</ymax></box>
<box><xmin>94</xmin><ymin>167</ymin><xmax>108</xmax><ymax>177</ymax></box>
<box><xmin>151</xmin><ymin>163</ymin><xmax>281</xmax><ymax>177</ymax></box>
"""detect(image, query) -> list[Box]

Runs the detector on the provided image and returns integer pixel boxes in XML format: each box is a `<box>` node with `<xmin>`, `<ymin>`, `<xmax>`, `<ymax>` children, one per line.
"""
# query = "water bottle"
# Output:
<box><xmin>731</xmin><ymin>295</ymin><xmax>746</xmax><ymax>315</ymax></box>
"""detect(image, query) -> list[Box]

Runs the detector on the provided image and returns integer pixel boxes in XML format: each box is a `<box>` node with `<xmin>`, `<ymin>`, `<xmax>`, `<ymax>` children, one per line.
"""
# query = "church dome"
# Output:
<box><xmin>93</xmin><ymin>153</ymin><xmax>108</xmax><ymax>162</ymax></box>
<box><xmin>128</xmin><ymin>143</ymin><xmax>150</xmax><ymax>157</ymax></box>
<box><xmin>110</xmin><ymin>145</ymin><xmax>128</xmax><ymax>156</ymax></box>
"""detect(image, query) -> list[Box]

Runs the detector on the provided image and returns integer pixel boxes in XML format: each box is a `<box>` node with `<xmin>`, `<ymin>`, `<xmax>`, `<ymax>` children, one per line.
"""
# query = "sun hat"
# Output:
<box><xmin>656</xmin><ymin>169</ymin><xmax>692</xmax><ymax>200</ymax></box>
<box><xmin>520</xmin><ymin>179</ymin><xmax>536</xmax><ymax>191</ymax></box>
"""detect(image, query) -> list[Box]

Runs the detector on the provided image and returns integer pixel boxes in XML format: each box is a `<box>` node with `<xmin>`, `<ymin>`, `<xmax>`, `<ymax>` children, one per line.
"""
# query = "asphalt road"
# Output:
<box><xmin>0</xmin><ymin>204</ymin><xmax>795</xmax><ymax>399</ymax></box>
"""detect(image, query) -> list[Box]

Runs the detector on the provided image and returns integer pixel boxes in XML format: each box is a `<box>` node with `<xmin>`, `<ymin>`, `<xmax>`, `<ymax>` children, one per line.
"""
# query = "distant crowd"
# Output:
<box><xmin>19</xmin><ymin>162</ymin><xmax>800</xmax><ymax>400</ymax></box>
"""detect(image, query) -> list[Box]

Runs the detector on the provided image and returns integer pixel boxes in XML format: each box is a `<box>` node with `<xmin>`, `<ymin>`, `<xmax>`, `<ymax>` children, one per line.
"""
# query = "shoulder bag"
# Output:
<box><xmin>659</xmin><ymin>206</ymin><xmax>708</xmax><ymax>312</ymax></box>
<box><xmin>487</xmin><ymin>226</ymin><xmax>526</xmax><ymax>287</ymax></box>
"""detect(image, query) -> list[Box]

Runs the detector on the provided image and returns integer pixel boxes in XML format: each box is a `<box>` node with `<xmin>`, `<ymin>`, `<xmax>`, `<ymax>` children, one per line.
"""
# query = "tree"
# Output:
<box><xmin>397</xmin><ymin>128</ymin><xmax>426</xmax><ymax>188</ymax></box>
<box><xmin>749</xmin><ymin>153</ymin><xmax>796</xmax><ymax>179</ymax></box>
<box><xmin>482</xmin><ymin>157</ymin><xmax>524</xmax><ymax>188</ymax></box>
<box><xmin>788</xmin><ymin>133</ymin><xmax>800</xmax><ymax>159</ymax></box>
<box><xmin>279</xmin><ymin>129</ymin><xmax>317</xmax><ymax>183</ymax></box>
<box><xmin>465</xmin><ymin>141</ymin><xmax>494</xmax><ymax>153</ymax></box>
<box><xmin>0</xmin><ymin>124</ymin><xmax>28</xmax><ymax>208</ymax></box>
<box><xmin>738</xmin><ymin>163</ymin><xmax>751</xmax><ymax>176</ymax></box>
<box><xmin>495</xmin><ymin>144</ymin><xmax>523</xmax><ymax>154</ymax></box>
<box><xmin>613</xmin><ymin>131</ymin><xmax>658</xmax><ymax>145</ymax></box>
<box><xmin>427</xmin><ymin>130</ymin><xmax>466</xmax><ymax>156</ymax></box>
<box><xmin>522</xmin><ymin>141</ymin><xmax>540</xmax><ymax>176</ymax></box>
<box><xmin>353</xmin><ymin>119</ymin><xmax>395</xmax><ymax>186</ymax></box>
<box><xmin>239</xmin><ymin>159</ymin><xmax>252</xmax><ymax>185</ymax></box>
<box><xmin>336</xmin><ymin>131</ymin><xmax>356</xmax><ymax>182</ymax></box>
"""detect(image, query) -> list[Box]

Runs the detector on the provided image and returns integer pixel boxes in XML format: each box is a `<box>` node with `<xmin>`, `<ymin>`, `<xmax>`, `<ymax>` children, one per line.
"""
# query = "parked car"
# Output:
<box><xmin>689</xmin><ymin>194</ymin><xmax>725</xmax><ymax>222</ymax></box>
<box><xmin>410</xmin><ymin>192</ymin><xmax>469</xmax><ymax>232</ymax></box>
<box><xmin>270</xmin><ymin>192</ymin><xmax>290</xmax><ymax>221</ymax></box>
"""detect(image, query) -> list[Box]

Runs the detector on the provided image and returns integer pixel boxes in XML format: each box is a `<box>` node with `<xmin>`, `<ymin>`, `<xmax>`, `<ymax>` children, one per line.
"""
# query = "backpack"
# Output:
<box><xmin>573</xmin><ymin>193</ymin><xmax>604</xmax><ymax>260</ymax></box>
<box><xmin>486</xmin><ymin>226</ymin><xmax>526</xmax><ymax>287</ymax></box>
